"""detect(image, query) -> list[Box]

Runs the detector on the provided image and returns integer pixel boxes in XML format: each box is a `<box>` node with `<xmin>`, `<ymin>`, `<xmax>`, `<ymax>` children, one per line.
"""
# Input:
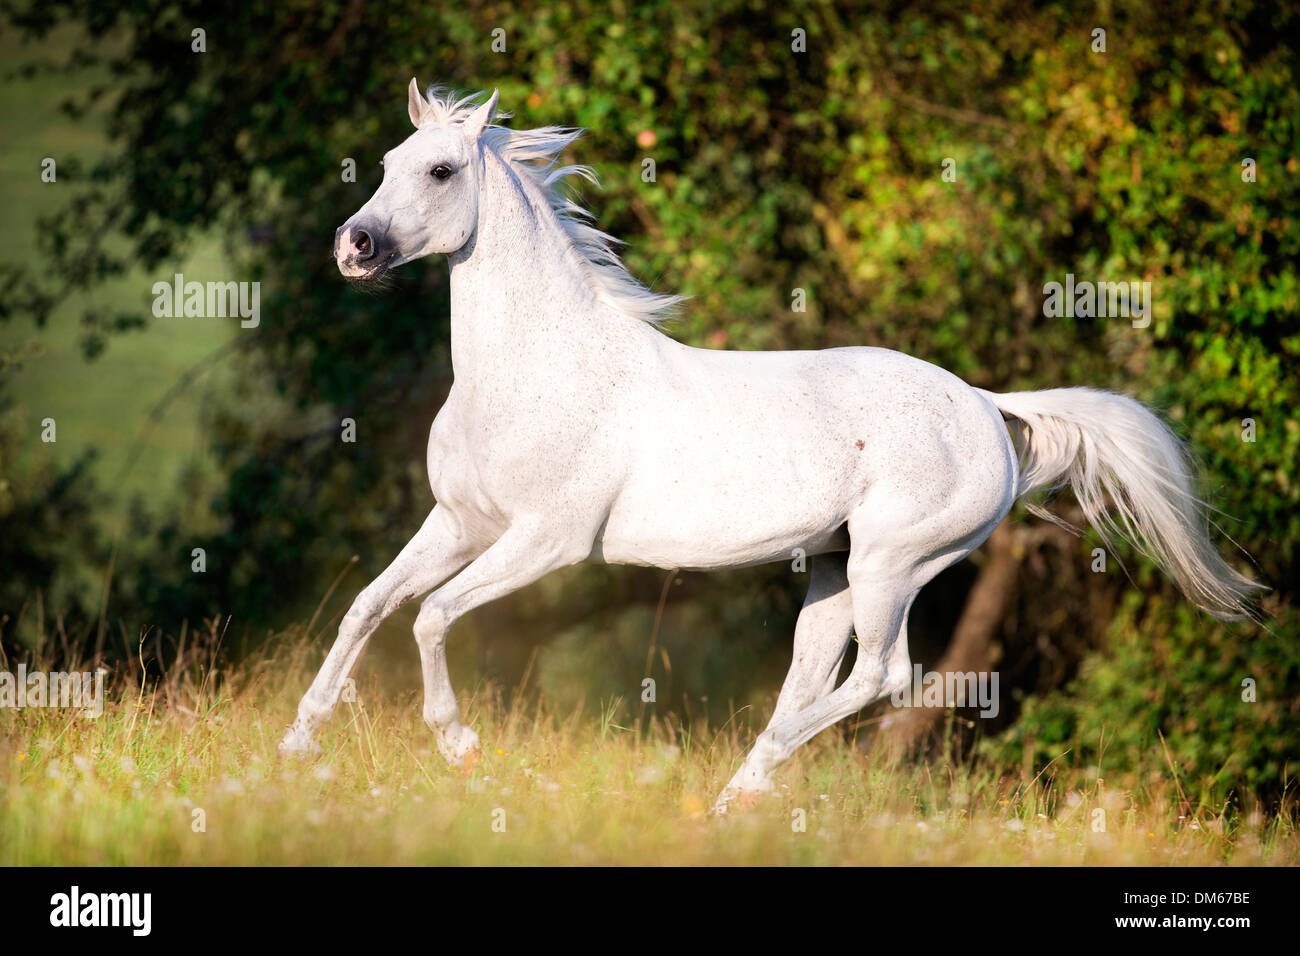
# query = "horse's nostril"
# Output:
<box><xmin>353</xmin><ymin>229</ymin><xmax>374</xmax><ymax>260</ymax></box>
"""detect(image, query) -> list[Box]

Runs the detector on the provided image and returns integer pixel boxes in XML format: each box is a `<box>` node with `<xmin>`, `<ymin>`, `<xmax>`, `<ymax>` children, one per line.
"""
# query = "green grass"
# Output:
<box><xmin>1</xmin><ymin>624</ymin><xmax>1295</xmax><ymax>866</ymax></box>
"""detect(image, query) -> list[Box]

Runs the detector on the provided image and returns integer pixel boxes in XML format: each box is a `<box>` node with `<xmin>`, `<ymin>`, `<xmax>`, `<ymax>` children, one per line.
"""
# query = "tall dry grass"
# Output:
<box><xmin>0</xmin><ymin>619</ymin><xmax>1295</xmax><ymax>865</ymax></box>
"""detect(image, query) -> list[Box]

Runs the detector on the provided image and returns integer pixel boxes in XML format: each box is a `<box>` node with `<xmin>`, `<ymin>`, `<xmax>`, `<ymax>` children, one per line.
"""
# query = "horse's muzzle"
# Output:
<box><xmin>335</xmin><ymin>220</ymin><xmax>393</xmax><ymax>281</ymax></box>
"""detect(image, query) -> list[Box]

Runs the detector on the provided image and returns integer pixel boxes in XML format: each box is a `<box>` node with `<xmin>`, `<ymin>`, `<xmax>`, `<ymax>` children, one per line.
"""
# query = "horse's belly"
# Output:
<box><xmin>594</xmin><ymin>464</ymin><xmax>854</xmax><ymax>570</ymax></box>
<box><xmin>594</xmin><ymin>520</ymin><xmax>849</xmax><ymax>570</ymax></box>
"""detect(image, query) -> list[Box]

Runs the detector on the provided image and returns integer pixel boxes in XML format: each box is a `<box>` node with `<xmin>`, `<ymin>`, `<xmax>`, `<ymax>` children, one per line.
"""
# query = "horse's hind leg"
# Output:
<box><xmin>767</xmin><ymin>552</ymin><xmax>855</xmax><ymax>727</ymax></box>
<box><xmin>278</xmin><ymin>506</ymin><xmax>480</xmax><ymax>756</ymax></box>
<box><xmin>715</xmin><ymin>548</ymin><xmax>919</xmax><ymax>812</ymax></box>
<box><xmin>714</xmin><ymin>504</ymin><xmax>1002</xmax><ymax>813</ymax></box>
<box><xmin>712</xmin><ymin>554</ymin><xmax>853</xmax><ymax>809</ymax></box>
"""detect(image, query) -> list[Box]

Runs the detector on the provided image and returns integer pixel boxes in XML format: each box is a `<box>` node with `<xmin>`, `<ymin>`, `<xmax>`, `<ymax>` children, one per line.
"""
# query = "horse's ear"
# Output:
<box><xmin>463</xmin><ymin>89</ymin><xmax>499</xmax><ymax>140</ymax></box>
<box><xmin>407</xmin><ymin>77</ymin><xmax>427</xmax><ymax>128</ymax></box>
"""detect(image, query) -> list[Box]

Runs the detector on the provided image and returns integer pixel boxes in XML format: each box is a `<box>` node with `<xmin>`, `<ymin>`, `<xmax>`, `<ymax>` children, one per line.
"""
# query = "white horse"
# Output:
<box><xmin>279</xmin><ymin>82</ymin><xmax>1261</xmax><ymax>812</ymax></box>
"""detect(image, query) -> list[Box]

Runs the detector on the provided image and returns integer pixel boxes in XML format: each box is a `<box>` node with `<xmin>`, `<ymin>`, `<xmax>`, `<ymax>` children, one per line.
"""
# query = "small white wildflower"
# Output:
<box><xmin>634</xmin><ymin>765</ymin><xmax>665</xmax><ymax>786</ymax></box>
<box><xmin>532</xmin><ymin>773</ymin><xmax>560</xmax><ymax>793</ymax></box>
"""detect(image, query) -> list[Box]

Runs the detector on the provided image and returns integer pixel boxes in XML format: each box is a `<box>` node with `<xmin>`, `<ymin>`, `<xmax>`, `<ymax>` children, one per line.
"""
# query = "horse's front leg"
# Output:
<box><xmin>412</xmin><ymin>520</ymin><xmax>588</xmax><ymax>768</ymax></box>
<box><xmin>278</xmin><ymin>505</ymin><xmax>481</xmax><ymax>756</ymax></box>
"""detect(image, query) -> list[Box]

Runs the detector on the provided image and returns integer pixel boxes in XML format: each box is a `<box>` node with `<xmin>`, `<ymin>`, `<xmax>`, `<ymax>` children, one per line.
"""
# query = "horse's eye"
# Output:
<box><xmin>431</xmin><ymin>165</ymin><xmax>453</xmax><ymax>180</ymax></box>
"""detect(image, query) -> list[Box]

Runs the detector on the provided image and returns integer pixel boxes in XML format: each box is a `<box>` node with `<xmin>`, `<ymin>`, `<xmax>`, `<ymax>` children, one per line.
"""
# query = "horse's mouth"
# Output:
<box><xmin>341</xmin><ymin>251</ymin><xmax>399</xmax><ymax>287</ymax></box>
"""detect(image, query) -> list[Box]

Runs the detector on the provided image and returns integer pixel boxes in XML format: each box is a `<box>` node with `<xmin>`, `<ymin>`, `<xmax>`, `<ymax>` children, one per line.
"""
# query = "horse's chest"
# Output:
<box><xmin>425</xmin><ymin>395</ymin><xmax>583</xmax><ymax>524</ymax></box>
<box><xmin>425</xmin><ymin>405</ymin><xmax>491</xmax><ymax>518</ymax></box>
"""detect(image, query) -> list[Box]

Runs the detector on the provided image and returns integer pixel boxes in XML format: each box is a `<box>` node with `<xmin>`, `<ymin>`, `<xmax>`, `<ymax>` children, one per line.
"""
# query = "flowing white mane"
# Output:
<box><xmin>416</xmin><ymin>87</ymin><xmax>685</xmax><ymax>325</ymax></box>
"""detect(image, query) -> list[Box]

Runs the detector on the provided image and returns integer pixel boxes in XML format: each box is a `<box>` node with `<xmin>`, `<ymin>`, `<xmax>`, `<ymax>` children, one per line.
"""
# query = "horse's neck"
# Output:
<box><xmin>446</xmin><ymin>150</ymin><xmax>638</xmax><ymax>386</ymax></box>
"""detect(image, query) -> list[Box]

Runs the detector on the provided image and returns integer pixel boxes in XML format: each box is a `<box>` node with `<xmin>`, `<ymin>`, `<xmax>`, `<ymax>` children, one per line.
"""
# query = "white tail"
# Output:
<box><xmin>978</xmin><ymin>386</ymin><xmax>1264</xmax><ymax>621</ymax></box>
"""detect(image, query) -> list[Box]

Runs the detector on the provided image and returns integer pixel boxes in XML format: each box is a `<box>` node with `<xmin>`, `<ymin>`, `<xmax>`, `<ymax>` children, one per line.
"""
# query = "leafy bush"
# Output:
<box><xmin>986</xmin><ymin>593</ymin><xmax>1299</xmax><ymax>806</ymax></box>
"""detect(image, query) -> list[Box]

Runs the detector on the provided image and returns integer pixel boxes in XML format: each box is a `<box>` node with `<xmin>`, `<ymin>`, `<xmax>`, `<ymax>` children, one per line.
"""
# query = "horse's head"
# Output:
<box><xmin>335</xmin><ymin>80</ymin><xmax>499</xmax><ymax>284</ymax></box>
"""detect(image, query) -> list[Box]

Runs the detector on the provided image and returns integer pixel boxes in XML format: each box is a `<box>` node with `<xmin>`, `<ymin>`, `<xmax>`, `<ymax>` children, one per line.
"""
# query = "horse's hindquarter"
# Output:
<box><xmin>597</xmin><ymin>343</ymin><xmax>1017</xmax><ymax>570</ymax></box>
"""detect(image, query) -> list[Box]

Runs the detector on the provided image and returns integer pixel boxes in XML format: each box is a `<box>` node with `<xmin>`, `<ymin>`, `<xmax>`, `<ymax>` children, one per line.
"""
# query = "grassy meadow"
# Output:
<box><xmin>1</xmin><ymin>624</ymin><xmax>1295</xmax><ymax>866</ymax></box>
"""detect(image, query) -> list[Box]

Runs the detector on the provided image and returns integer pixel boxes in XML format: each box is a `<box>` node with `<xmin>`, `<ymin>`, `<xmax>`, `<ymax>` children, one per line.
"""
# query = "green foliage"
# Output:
<box><xmin>986</xmin><ymin>594</ymin><xmax>1299</xmax><ymax>807</ymax></box>
<box><xmin>0</xmin><ymin>384</ymin><xmax>106</xmax><ymax>643</ymax></box>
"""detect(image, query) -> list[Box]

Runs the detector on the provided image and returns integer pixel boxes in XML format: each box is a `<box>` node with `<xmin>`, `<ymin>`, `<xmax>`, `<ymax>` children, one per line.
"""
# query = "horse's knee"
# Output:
<box><xmin>413</xmin><ymin>600</ymin><xmax>449</xmax><ymax>649</ymax></box>
<box><xmin>341</xmin><ymin>584</ymin><xmax>385</xmax><ymax>633</ymax></box>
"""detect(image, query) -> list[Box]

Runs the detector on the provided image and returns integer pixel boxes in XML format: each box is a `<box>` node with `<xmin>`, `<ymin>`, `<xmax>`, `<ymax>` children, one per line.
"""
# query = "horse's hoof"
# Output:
<box><xmin>277</xmin><ymin>729</ymin><xmax>323</xmax><ymax>759</ymax></box>
<box><xmin>711</xmin><ymin>787</ymin><xmax>766</xmax><ymax>816</ymax></box>
<box><xmin>436</xmin><ymin>723</ymin><xmax>482</xmax><ymax>772</ymax></box>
